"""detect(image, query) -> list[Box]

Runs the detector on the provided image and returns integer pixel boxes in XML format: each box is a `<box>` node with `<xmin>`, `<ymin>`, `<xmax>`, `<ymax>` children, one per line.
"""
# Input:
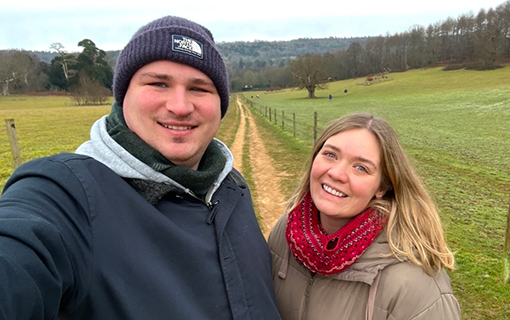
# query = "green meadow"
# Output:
<box><xmin>0</xmin><ymin>66</ymin><xmax>509</xmax><ymax>319</ymax></box>
<box><xmin>234</xmin><ymin>66</ymin><xmax>510</xmax><ymax>319</ymax></box>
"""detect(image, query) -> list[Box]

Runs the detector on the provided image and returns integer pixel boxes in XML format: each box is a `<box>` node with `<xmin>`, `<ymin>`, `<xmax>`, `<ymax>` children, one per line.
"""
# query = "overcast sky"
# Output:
<box><xmin>1</xmin><ymin>0</ymin><xmax>505</xmax><ymax>52</ymax></box>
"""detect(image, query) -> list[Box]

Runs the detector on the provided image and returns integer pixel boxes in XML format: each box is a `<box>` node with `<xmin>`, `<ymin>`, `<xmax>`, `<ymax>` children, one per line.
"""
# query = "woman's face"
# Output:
<box><xmin>310</xmin><ymin>128</ymin><xmax>384</xmax><ymax>234</ymax></box>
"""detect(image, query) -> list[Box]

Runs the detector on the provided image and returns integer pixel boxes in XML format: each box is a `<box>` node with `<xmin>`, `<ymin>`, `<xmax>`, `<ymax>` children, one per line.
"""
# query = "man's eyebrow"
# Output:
<box><xmin>323</xmin><ymin>143</ymin><xmax>378</xmax><ymax>169</ymax></box>
<box><xmin>138</xmin><ymin>72</ymin><xmax>214</xmax><ymax>86</ymax></box>
<box><xmin>138</xmin><ymin>72</ymin><xmax>172</xmax><ymax>80</ymax></box>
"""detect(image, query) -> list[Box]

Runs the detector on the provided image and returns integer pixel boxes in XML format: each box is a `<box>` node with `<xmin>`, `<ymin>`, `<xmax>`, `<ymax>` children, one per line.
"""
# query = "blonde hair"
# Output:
<box><xmin>286</xmin><ymin>112</ymin><xmax>455</xmax><ymax>275</ymax></box>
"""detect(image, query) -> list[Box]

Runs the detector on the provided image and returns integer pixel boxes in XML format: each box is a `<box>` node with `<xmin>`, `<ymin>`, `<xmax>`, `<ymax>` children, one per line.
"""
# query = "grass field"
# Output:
<box><xmin>238</xmin><ymin>65</ymin><xmax>510</xmax><ymax>319</ymax></box>
<box><xmin>0</xmin><ymin>65</ymin><xmax>509</xmax><ymax>319</ymax></box>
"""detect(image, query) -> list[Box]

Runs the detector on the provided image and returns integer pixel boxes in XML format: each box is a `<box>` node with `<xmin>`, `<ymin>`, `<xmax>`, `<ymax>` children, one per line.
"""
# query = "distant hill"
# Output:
<box><xmin>21</xmin><ymin>36</ymin><xmax>369</xmax><ymax>67</ymax></box>
<box><xmin>216</xmin><ymin>37</ymin><xmax>369</xmax><ymax>65</ymax></box>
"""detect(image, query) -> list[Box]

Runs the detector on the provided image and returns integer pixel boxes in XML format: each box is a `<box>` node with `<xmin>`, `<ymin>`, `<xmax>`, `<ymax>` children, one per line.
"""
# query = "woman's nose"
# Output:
<box><xmin>328</xmin><ymin>162</ymin><xmax>349</xmax><ymax>182</ymax></box>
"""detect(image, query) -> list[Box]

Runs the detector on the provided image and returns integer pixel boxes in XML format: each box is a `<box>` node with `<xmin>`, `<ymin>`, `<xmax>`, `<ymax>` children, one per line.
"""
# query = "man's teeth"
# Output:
<box><xmin>161</xmin><ymin>124</ymin><xmax>192</xmax><ymax>130</ymax></box>
<box><xmin>323</xmin><ymin>185</ymin><xmax>347</xmax><ymax>197</ymax></box>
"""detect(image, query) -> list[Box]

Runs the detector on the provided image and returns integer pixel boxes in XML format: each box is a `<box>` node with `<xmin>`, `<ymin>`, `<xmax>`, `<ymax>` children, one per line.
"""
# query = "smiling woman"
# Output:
<box><xmin>310</xmin><ymin>128</ymin><xmax>385</xmax><ymax>234</ymax></box>
<box><xmin>268</xmin><ymin>112</ymin><xmax>460</xmax><ymax>320</ymax></box>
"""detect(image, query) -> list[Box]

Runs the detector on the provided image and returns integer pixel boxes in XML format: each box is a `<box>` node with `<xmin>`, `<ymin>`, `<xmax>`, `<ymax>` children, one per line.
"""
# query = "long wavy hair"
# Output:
<box><xmin>285</xmin><ymin>112</ymin><xmax>455</xmax><ymax>275</ymax></box>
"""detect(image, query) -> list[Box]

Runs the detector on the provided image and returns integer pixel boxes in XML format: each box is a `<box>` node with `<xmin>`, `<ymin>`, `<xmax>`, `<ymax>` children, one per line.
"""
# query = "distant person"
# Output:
<box><xmin>269</xmin><ymin>112</ymin><xmax>460</xmax><ymax>319</ymax></box>
<box><xmin>328</xmin><ymin>94</ymin><xmax>333</xmax><ymax>100</ymax></box>
<box><xmin>0</xmin><ymin>15</ymin><xmax>280</xmax><ymax>319</ymax></box>
<box><xmin>344</xmin><ymin>89</ymin><xmax>348</xmax><ymax>94</ymax></box>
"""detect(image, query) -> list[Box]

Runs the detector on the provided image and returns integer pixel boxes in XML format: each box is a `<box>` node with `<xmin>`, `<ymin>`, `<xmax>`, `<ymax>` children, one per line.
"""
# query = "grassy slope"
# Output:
<box><xmin>240</xmin><ymin>66</ymin><xmax>510</xmax><ymax>319</ymax></box>
<box><xmin>0</xmin><ymin>66</ymin><xmax>508</xmax><ymax>318</ymax></box>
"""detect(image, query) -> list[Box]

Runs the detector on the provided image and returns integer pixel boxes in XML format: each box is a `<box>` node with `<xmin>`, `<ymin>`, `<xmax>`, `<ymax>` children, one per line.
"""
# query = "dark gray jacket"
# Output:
<box><xmin>0</xmin><ymin>117</ymin><xmax>280</xmax><ymax>319</ymax></box>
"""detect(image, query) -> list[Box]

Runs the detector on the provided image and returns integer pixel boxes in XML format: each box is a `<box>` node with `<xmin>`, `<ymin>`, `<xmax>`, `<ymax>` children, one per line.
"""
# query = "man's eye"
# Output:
<box><xmin>149</xmin><ymin>82</ymin><xmax>166</xmax><ymax>88</ymax></box>
<box><xmin>190</xmin><ymin>87</ymin><xmax>208</xmax><ymax>92</ymax></box>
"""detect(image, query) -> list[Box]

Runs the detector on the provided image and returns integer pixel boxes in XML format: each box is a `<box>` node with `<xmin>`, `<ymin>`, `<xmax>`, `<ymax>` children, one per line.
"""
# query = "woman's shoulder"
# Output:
<box><xmin>268</xmin><ymin>213</ymin><xmax>288</xmax><ymax>246</ymax></box>
<box><xmin>376</xmin><ymin>262</ymin><xmax>460</xmax><ymax>319</ymax></box>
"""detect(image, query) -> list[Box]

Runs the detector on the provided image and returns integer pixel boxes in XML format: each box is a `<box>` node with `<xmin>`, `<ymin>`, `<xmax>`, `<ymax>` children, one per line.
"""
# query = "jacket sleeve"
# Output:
<box><xmin>408</xmin><ymin>292</ymin><xmax>460</xmax><ymax>320</ymax></box>
<box><xmin>0</xmin><ymin>156</ymin><xmax>93</xmax><ymax>319</ymax></box>
<box><xmin>376</xmin><ymin>263</ymin><xmax>461</xmax><ymax>320</ymax></box>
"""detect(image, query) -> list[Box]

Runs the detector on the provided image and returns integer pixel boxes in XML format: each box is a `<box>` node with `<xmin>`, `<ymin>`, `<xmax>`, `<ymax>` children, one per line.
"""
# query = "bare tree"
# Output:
<box><xmin>289</xmin><ymin>54</ymin><xmax>327</xmax><ymax>99</ymax></box>
<box><xmin>0</xmin><ymin>50</ymin><xmax>41</xmax><ymax>95</ymax></box>
<box><xmin>49</xmin><ymin>42</ymin><xmax>77</xmax><ymax>81</ymax></box>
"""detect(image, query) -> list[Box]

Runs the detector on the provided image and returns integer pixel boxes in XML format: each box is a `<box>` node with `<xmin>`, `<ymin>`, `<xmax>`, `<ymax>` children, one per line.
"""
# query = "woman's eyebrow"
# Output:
<box><xmin>323</xmin><ymin>143</ymin><xmax>378</xmax><ymax>169</ymax></box>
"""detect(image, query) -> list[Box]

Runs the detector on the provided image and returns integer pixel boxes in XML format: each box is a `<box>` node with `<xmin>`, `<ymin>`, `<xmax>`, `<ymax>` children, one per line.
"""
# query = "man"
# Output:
<box><xmin>0</xmin><ymin>16</ymin><xmax>280</xmax><ymax>319</ymax></box>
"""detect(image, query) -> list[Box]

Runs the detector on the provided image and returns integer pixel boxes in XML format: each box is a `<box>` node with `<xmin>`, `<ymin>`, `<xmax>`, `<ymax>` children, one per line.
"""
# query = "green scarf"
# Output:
<box><xmin>105</xmin><ymin>103</ymin><xmax>226</xmax><ymax>200</ymax></box>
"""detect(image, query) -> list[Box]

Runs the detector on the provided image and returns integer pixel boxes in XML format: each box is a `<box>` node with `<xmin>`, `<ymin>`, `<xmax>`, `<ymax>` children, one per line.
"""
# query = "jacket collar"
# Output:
<box><xmin>278</xmin><ymin>229</ymin><xmax>401</xmax><ymax>285</ymax></box>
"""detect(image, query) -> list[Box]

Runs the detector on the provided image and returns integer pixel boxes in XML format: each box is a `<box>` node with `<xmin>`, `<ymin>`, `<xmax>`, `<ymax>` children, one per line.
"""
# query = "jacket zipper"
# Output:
<box><xmin>302</xmin><ymin>274</ymin><xmax>316</xmax><ymax>320</ymax></box>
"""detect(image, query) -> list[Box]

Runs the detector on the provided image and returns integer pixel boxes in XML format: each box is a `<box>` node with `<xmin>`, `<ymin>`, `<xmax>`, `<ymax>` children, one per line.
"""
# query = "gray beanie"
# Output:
<box><xmin>113</xmin><ymin>16</ymin><xmax>229</xmax><ymax>118</ymax></box>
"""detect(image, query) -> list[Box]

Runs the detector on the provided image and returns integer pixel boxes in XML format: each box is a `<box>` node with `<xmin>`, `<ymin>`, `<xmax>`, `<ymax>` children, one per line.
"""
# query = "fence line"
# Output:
<box><xmin>241</xmin><ymin>95</ymin><xmax>322</xmax><ymax>145</ymax></box>
<box><xmin>5</xmin><ymin>119</ymin><xmax>22</xmax><ymax>169</ymax></box>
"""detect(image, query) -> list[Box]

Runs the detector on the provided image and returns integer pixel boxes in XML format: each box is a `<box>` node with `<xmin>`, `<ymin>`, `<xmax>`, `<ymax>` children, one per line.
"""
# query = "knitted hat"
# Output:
<box><xmin>113</xmin><ymin>16</ymin><xmax>229</xmax><ymax>118</ymax></box>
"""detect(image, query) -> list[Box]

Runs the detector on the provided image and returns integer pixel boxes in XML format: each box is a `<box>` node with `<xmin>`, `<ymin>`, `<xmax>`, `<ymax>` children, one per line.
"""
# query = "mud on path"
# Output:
<box><xmin>230</xmin><ymin>98</ymin><xmax>286</xmax><ymax>238</ymax></box>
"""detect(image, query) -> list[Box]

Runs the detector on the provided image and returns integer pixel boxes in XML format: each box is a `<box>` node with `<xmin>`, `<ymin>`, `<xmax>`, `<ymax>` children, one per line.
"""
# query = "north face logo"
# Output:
<box><xmin>172</xmin><ymin>35</ymin><xmax>203</xmax><ymax>59</ymax></box>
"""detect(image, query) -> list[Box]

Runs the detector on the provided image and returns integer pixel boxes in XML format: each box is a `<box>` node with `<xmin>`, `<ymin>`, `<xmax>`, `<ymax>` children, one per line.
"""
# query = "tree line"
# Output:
<box><xmin>0</xmin><ymin>39</ymin><xmax>112</xmax><ymax>104</ymax></box>
<box><xmin>1</xmin><ymin>1</ymin><xmax>509</xmax><ymax>100</ymax></box>
<box><xmin>229</xmin><ymin>1</ymin><xmax>510</xmax><ymax>97</ymax></box>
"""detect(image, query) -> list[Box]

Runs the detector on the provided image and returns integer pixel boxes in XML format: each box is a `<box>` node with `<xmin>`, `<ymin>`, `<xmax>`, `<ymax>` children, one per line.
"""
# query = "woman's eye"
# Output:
<box><xmin>355</xmin><ymin>165</ymin><xmax>368</xmax><ymax>172</ymax></box>
<box><xmin>323</xmin><ymin>151</ymin><xmax>335</xmax><ymax>158</ymax></box>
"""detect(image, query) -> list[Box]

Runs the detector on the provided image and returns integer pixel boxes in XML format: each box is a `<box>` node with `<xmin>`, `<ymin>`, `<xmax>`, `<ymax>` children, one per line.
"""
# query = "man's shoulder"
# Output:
<box><xmin>225</xmin><ymin>168</ymin><xmax>247</xmax><ymax>188</ymax></box>
<box><xmin>14</xmin><ymin>153</ymin><xmax>114</xmax><ymax>181</ymax></box>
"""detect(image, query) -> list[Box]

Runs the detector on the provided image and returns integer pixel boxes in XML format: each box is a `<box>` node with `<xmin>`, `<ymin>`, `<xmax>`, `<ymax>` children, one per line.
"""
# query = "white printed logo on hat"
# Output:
<box><xmin>172</xmin><ymin>35</ymin><xmax>203</xmax><ymax>59</ymax></box>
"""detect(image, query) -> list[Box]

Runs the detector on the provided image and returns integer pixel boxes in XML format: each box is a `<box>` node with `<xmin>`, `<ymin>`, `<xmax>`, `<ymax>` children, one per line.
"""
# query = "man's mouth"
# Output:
<box><xmin>160</xmin><ymin>123</ymin><xmax>193</xmax><ymax>130</ymax></box>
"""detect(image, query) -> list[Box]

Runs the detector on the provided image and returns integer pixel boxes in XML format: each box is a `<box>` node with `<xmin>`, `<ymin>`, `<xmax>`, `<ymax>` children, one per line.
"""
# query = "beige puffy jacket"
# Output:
<box><xmin>268</xmin><ymin>214</ymin><xmax>461</xmax><ymax>320</ymax></box>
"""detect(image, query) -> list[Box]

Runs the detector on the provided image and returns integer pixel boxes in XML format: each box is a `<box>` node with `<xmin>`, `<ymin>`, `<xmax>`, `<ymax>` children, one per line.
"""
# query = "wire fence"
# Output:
<box><xmin>239</xmin><ymin>95</ymin><xmax>331</xmax><ymax>145</ymax></box>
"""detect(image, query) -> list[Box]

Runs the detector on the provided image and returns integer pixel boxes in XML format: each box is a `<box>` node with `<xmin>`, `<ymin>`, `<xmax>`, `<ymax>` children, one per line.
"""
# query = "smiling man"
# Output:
<box><xmin>0</xmin><ymin>16</ymin><xmax>280</xmax><ymax>320</ymax></box>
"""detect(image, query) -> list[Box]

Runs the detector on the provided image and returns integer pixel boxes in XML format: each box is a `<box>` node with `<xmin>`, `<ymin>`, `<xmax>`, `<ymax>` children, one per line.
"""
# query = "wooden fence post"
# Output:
<box><xmin>293</xmin><ymin>113</ymin><xmax>296</xmax><ymax>138</ymax></box>
<box><xmin>274</xmin><ymin>108</ymin><xmax>277</xmax><ymax>125</ymax></box>
<box><xmin>313</xmin><ymin>112</ymin><xmax>318</xmax><ymax>143</ymax></box>
<box><xmin>282</xmin><ymin>111</ymin><xmax>285</xmax><ymax>130</ymax></box>
<box><xmin>269</xmin><ymin>108</ymin><xmax>272</xmax><ymax>122</ymax></box>
<box><xmin>504</xmin><ymin>203</ymin><xmax>510</xmax><ymax>283</ymax></box>
<box><xmin>5</xmin><ymin>119</ymin><xmax>22</xmax><ymax>169</ymax></box>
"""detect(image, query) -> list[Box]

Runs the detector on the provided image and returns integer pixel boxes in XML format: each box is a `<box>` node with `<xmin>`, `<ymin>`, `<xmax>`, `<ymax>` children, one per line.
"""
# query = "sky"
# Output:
<box><xmin>1</xmin><ymin>0</ymin><xmax>506</xmax><ymax>52</ymax></box>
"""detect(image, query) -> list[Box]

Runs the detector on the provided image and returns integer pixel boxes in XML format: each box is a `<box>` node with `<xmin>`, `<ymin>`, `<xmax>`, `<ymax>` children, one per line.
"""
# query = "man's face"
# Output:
<box><xmin>122</xmin><ymin>60</ymin><xmax>222</xmax><ymax>170</ymax></box>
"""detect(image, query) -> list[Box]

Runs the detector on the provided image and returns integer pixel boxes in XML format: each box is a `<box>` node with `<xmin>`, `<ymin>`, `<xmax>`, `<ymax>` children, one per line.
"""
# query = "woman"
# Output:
<box><xmin>268</xmin><ymin>112</ymin><xmax>460</xmax><ymax>320</ymax></box>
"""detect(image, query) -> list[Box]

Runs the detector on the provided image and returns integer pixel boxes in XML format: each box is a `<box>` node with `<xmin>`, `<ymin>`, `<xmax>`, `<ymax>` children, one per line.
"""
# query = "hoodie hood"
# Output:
<box><xmin>75</xmin><ymin>116</ymin><xmax>234</xmax><ymax>201</ymax></box>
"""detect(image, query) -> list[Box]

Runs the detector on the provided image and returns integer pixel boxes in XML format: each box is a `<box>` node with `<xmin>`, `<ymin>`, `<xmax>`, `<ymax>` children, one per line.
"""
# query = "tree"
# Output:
<box><xmin>76</xmin><ymin>39</ymin><xmax>113</xmax><ymax>90</ymax></box>
<box><xmin>344</xmin><ymin>42</ymin><xmax>367</xmax><ymax>78</ymax></box>
<box><xmin>289</xmin><ymin>54</ymin><xmax>327</xmax><ymax>99</ymax></box>
<box><xmin>407</xmin><ymin>25</ymin><xmax>427</xmax><ymax>68</ymax></box>
<box><xmin>0</xmin><ymin>50</ymin><xmax>44</xmax><ymax>95</ymax></box>
<box><xmin>70</xmin><ymin>72</ymin><xmax>111</xmax><ymax>105</ymax></box>
<box><xmin>49</xmin><ymin>43</ymin><xmax>77</xmax><ymax>82</ymax></box>
<box><xmin>48</xmin><ymin>43</ymin><xmax>79</xmax><ymax>90</ymax></box>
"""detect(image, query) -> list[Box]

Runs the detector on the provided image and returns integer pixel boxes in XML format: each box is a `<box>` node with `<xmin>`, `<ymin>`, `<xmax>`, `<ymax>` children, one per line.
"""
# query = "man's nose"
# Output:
<box><xmin>165</xmin><ymin>88</ymin><xmax>193</xmax><ymax>117</ymax></box>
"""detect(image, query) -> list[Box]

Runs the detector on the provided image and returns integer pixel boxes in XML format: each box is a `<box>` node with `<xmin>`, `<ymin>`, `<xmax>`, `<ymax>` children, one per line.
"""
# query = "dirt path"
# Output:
<box><xmin>229</xmin><ymin>100</ymin><xmax>246</xmax><ymax>173</ymax></box>
<box><xmin>230</xmin><ymin>98</ymin><xmax>286</xmax><ymax>238</ymax></box>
